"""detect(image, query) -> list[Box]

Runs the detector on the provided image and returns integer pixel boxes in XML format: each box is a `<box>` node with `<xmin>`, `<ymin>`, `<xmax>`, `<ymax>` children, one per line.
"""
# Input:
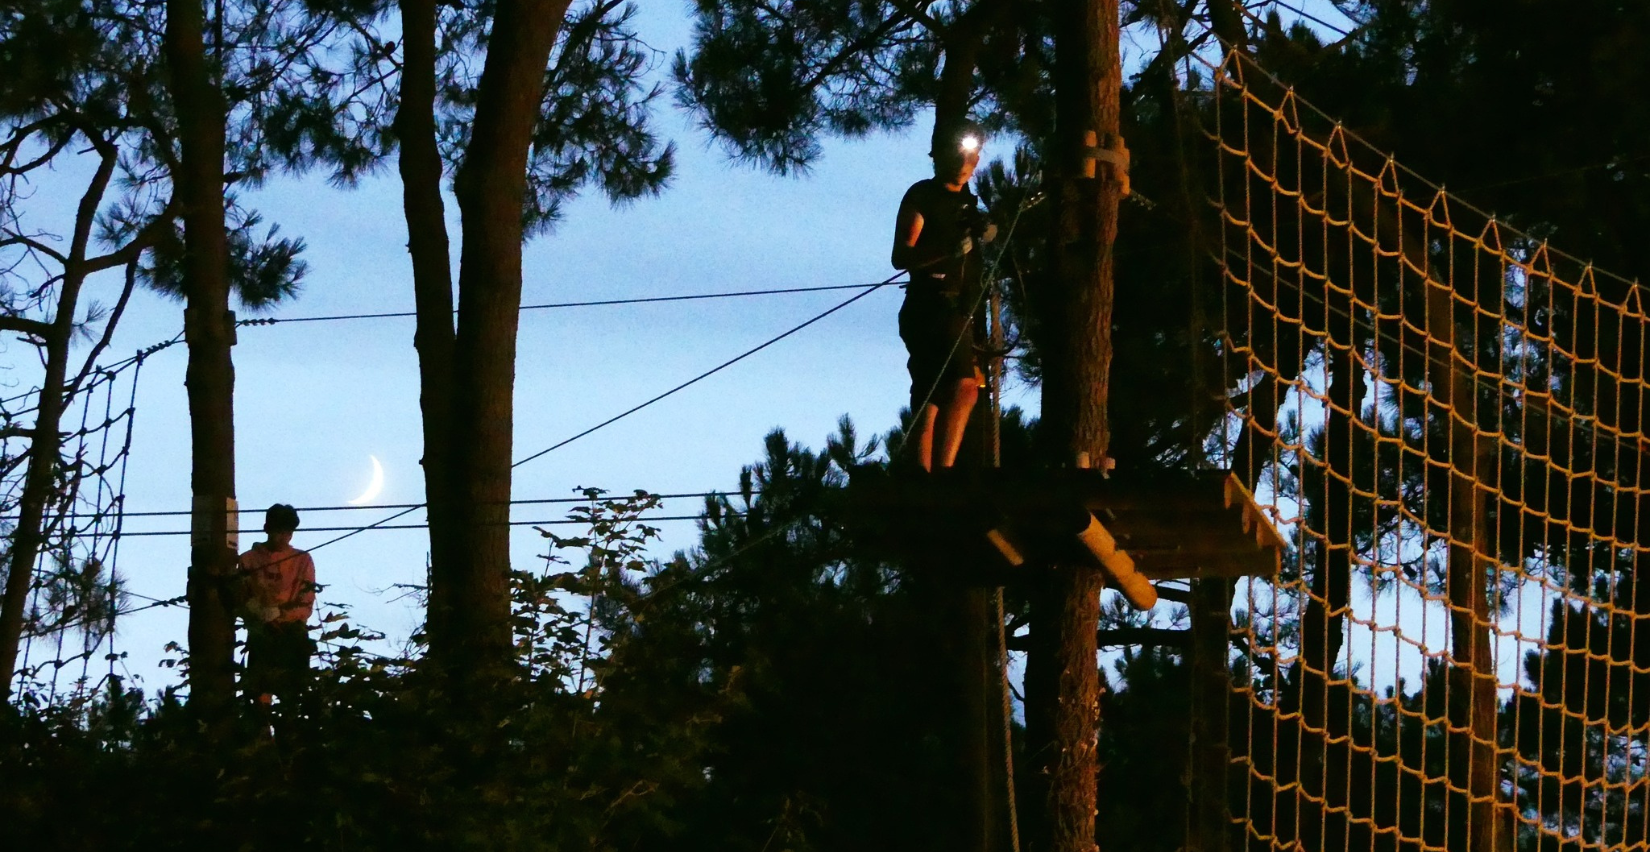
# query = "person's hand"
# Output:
<box><xmin>979</xmin><ymin>222</ymin><xmax>999</xmax><ymax>244</ymax></box>
<box><xmin>261</xmin><ymin>606</ymin><xmax>280</xmax><ymax>623</ymax></box>
<box><xmin>956</xmin><ymin>235</ymin><xmax>974</xmax><ymax>257</ymax></box>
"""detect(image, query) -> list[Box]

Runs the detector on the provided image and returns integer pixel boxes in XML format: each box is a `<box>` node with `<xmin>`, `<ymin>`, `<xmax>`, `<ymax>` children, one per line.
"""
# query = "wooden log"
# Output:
<box><xmin>985</xmin><ymin>528</ymin><xmax>1027</xmax><ymax>567</ymax></box>
<box><xmin>1074</xmin><ymin>513</ymin><xmax>1158</xmax><ymax>609</ymax></box>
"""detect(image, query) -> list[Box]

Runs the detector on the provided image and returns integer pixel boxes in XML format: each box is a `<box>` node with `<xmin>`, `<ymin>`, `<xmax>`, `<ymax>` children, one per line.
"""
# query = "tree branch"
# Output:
<box><xmin>78</xmin><ymin>203</ymin><xmax>174</xmax><ymax>276</ymax></box>
<box><xmin>65</xmin><ymin>146</ymin><xmax>119</xmax><ymax>268</ymax></box>
<box><xmin>67</xmin><ymin>259</ymin><xmax>141</xmax><ymax>400</ymax></box>
<box><xmin>0</xmin><ymin>235</ymin><xmax>68</xmax><ymax>266</ymax></box>
<box><xmin>0</xmin><ymin>126</ymin><xmax>74</xmax><ymax>177</ymax></box>
<box><xmin>0</xmin><ymin>316</ymin><xmax>56</xmax><ymax>340</ymax></box>
<box><xmin>797</xmin><ymin>9</ymin><xmax>923</xmax><ymax>94</ymax></box>
<box><xmin>544</xmin><ymin>0</ymin><xmax>624</xmax><ymax>94</ymax></box>
<box><xmin>886</xmin><ymin>0</ymin><xmax>943</xmax><ymax>32</ymax></box>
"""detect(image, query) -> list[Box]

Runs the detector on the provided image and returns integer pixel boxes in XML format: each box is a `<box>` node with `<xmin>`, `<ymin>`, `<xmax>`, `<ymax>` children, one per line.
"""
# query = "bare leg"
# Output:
<box><xmin>913</xmin><ymin>403</ymin><xmax>941</xmax><ymax>471</ymax></box>
<box><xmin>934</xmin><ymin>377</ymin><xmax>979</xmax><ymax>468</ymax></box>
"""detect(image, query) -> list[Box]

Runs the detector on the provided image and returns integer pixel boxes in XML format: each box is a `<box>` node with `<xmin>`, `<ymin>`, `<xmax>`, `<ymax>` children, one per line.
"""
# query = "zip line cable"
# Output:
<box><xmin>90</xmin><ymin>504</ymin><xmax>756</xmax><ymax>633</ymax></box>
<box><xmin>0</xmin><ymin>280</ymin><xmax>899</xmax><ymax>408</ymax></box>
<box><xmin>7</xmin><ymin>275</ymin><xmax>899</xmax><ymax>579</ymax></box>
<box><xmin>234</xmin><ymin>281</ymin><xmax>899</xmax><ymax>326</ymax></box>
<box><xmin>512</xmin><ymin>276</ymin><xmax>902</xmax><ymax>471</ymax></box>
<box><xmin>52</xmin><ymin>490</ymin><xmax>754</xmax><ymax>521</ymax></box>
<box><xmin>115</xmin><ymin>513</ymin><xmax>724</xmax><ymax>538</ymax></box>
<box><xmin>6</xmin><ymin>275</ymin><xmax>898</xmax><ymax>551</ymax></box>
<box><xmin>301</xmin><ymin>276</ymin><xmax>902</xmax><ymax>554</ymax></box>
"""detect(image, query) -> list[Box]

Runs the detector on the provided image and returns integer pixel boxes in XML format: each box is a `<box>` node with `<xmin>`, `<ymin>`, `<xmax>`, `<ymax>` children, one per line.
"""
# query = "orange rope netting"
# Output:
<box><xmin>1198</xmin><ymin>48</ymin><xmax>1650</xmax><ymax>852</ymax></box>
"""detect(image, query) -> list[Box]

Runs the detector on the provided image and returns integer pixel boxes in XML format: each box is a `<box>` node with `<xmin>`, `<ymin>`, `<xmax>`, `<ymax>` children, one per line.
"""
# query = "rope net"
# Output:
<box><xmin>1195</xmin><ymin>49</ymin><xmax>1650</xmax><ymax>852</ymax></box>
<box><xmin>8</xmin><ymin>357</ymin><xmax>143</xmax><ymax>701</ymax></box>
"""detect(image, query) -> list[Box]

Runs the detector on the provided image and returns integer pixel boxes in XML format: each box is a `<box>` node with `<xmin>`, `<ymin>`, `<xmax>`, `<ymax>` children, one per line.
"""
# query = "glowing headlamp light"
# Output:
<box><xmin>958</xmin><ymin>134</ymin><xmax>982</xmax><ymax>154</ymax></box>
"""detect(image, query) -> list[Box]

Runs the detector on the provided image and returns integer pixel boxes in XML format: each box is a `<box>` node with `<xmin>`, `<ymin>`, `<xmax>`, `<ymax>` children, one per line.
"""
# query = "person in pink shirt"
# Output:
<box><xmin>237</xmin><ymin>503</ymin><xmax>316</xmax><ymax>702</ymax></box>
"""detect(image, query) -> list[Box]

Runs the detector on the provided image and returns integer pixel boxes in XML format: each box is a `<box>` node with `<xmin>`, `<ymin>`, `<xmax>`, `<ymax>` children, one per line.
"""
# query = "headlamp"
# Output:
<box><xmin>958</xmin><ymin>134</ymin><xmax>982</xmax><ymax>154</ymax></box>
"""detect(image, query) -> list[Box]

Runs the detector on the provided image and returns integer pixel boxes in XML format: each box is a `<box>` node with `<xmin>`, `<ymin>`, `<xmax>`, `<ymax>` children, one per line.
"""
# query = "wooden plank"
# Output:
<box><xmin>842</xmin><ymin>465</ymin><xmax>1290</xmax><ymax>583</ymax></box>
<box><xmin>1103</xmin><ymin>510</ymin><xmax>1265</xmax><ymax>553</ymax></box>
<box><xmin>1224</xmin><ymin>475</ymin><xmax>1290</xmax><ymax>553</ymax></box>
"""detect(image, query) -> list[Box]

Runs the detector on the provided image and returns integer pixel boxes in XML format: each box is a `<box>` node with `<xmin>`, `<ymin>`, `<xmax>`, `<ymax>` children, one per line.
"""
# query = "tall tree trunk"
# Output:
<box><xmin>431</xmin><ymin>0</ymin><xmax>572</xmax><ymax>683</ymax></box>
<box><xmin>1024</xmin><ymin>0</ymin><xmax>1121</xmax><ymax>850</ymax></box>
<box><xmin>0</xmin><ymin>150</ymin><xmax>117</xmax><ymax>701</ymax></box>
<box><xmin>1433</xmin><ymin>282</ymin><xmax>1500</xmax><ymax>852</ymax></box>
<box><xmin>394</xmin><ymin>0</ymin><xmax>461</xmax><ymax>661</ymax></box>
<box><xmin>166</xmin><ymin>0</ymin><xmax>237</xmax><ymax>711</ymax></box>
<box><xmin>1188</xmin><ymin>578</ymin><xmax>1235</xmax><ymax>852</ymax></box>
<box><xmin>920</xmin><ymin>578</ymin><xmax>996</xmax><ymax>852</ymax></box>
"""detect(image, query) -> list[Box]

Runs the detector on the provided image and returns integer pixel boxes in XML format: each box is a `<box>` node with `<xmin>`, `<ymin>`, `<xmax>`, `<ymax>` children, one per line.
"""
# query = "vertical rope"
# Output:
<box><xmin>103</xmin><ymin>354</ymin><xmax>144</xmax><ymax>688</ymax></box>
<box><xmin>77</xmin><ymin>369</ymin><xmax>118</xmax><ymax>688</ymax></box>
<box><xmin>997</xmin><ymin>587</ymin><xmax>1022</xmax><ymax>852</ymax></box>
<box><xmin>985</xmin><ymin>279</ymin><xmax>1023</xmax><ymax>852</ymax></box>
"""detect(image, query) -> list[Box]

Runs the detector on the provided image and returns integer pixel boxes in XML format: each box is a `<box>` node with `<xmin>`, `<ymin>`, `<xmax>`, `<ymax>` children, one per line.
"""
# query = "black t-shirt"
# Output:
<box><xmin>902</xmin><ymin>178</ymin><xmax>982</xmax><ymax>297</ymax></box>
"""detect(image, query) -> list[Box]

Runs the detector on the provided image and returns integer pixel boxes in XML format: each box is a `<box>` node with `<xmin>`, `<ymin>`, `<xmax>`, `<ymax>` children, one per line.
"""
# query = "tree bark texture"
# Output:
<box><xmin>432</xmin><ymin>0</ymin><xmax>573</xmax><ymax>682</ymax></box>
<box><xmin>394</xmin><ymin>0</ymin><xmax>461</xmax><ymax>660</ymax></box>
<box><xmin>0</xmin><ymin>149</ymin><xmax>118</xmax><ymax>701</ymax></box>
<box><xmin>166</xmin><ymin>0</ymin><xmax>238</xmax><ymax>711</ymax></box>
<box><xmin>1188</xmin><ymin>578</ymin><xmax>1235</xmax><ymax>852</ymax></box>
<box><xmin>1024</xmin><ymin>567</ymin><xmax>1106</xmax><ymax>852</ymax></box>
<box><xmin>1024</xmin><ymin>1</ymin><xmax>1121</xmax><ymax>851</ymax></box>
<box><xmin>1036</xmin><ymin>4</ymin><xmax>1119</xmax><ymax>459</ymax></box>
<box><xmin>917</xmin><ymin>574</ymin><xmax>997</xmax><ymax>852</ymax></box>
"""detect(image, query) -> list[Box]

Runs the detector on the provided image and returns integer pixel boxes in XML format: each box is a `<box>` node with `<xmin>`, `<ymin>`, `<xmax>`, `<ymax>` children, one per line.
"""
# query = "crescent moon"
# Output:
<box><xmin>348</xmin><ymin>455</ymin><xmax>385</xmax><ymax>506</ymax></box>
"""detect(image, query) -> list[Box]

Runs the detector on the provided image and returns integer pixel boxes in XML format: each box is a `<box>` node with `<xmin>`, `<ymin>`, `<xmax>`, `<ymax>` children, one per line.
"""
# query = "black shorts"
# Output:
<box><xmin>245</xmin><ymin>620</ymin><xmax>314</xmax><ymax>699</ymax></box>
<box><xmin>899</xmin><ymin>286</ymin><xmax>979</xmax><ymax>409</ymax></box>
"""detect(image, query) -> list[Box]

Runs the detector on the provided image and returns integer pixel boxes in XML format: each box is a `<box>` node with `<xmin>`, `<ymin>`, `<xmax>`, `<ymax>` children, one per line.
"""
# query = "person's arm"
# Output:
<box><xmin>226</xmin><ymin>550</ymin><xmax>255</xmax><ymax>613</ymax></box>
<box><xmin>292</xmin><ymin>553</ymin><xmax>316</xmax><ymax>623</ymax></box>
<box><xmin>891</xmin><ymin>186</ymin><xmax>971</xmax><ymax>272</ymax></box>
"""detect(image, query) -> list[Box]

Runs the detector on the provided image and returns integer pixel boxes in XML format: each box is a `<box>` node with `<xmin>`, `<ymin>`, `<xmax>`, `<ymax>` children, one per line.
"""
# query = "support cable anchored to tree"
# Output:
<box><xmin>286</xmin><ymin>276</ymin><xmax>902</xmax><ymax>555</ymax></box>
<box><xmin>508</xmin><ymin>276</ymin><xmax>903</xmax><ymax>472</ymax></box>
<box><xmin>27</xmin><ymin>490</ymin><xmax>761</xmax><ymax>522</ymax></box>
<box><xmin>115</xmin><ymin>513</ymin><xmax>733</xmax><ymax>538</ymax></box>
<box><xmin>232</xmin><ymin>281</ymin><xmax>905</xmax><ymax>326</ymax></box>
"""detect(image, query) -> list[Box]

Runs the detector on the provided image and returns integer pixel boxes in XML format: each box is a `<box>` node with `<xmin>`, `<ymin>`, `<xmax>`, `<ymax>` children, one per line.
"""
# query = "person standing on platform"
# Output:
<box><xmin>891</xmin><ymin>120</ymin><xmax>999</xmax><ymax>471</ymax></box>
<box><xmin>237</xmin><ymin>503</ymin><xmax>316</xmax><ymax>703</ymax></box>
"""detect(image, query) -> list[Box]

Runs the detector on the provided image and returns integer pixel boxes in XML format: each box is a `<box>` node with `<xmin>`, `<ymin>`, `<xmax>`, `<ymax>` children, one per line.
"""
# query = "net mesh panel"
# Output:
<box><xmin>10</xmin><ymin>359</ymin><xmax>141</xmax><ymax>699</ymax></box>
<box><xmin>1197</xmin><ymin>49</ymin><xmax>1650</xmax><ymax>852</ymax></box>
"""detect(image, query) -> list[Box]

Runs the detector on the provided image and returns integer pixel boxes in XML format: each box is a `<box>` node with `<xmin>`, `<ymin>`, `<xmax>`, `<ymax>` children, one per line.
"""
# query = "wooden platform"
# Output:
<box><xmin>843</xmin><ymin>467</ymin><xmax>1286</xmax><ymax>606</ymax></box>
